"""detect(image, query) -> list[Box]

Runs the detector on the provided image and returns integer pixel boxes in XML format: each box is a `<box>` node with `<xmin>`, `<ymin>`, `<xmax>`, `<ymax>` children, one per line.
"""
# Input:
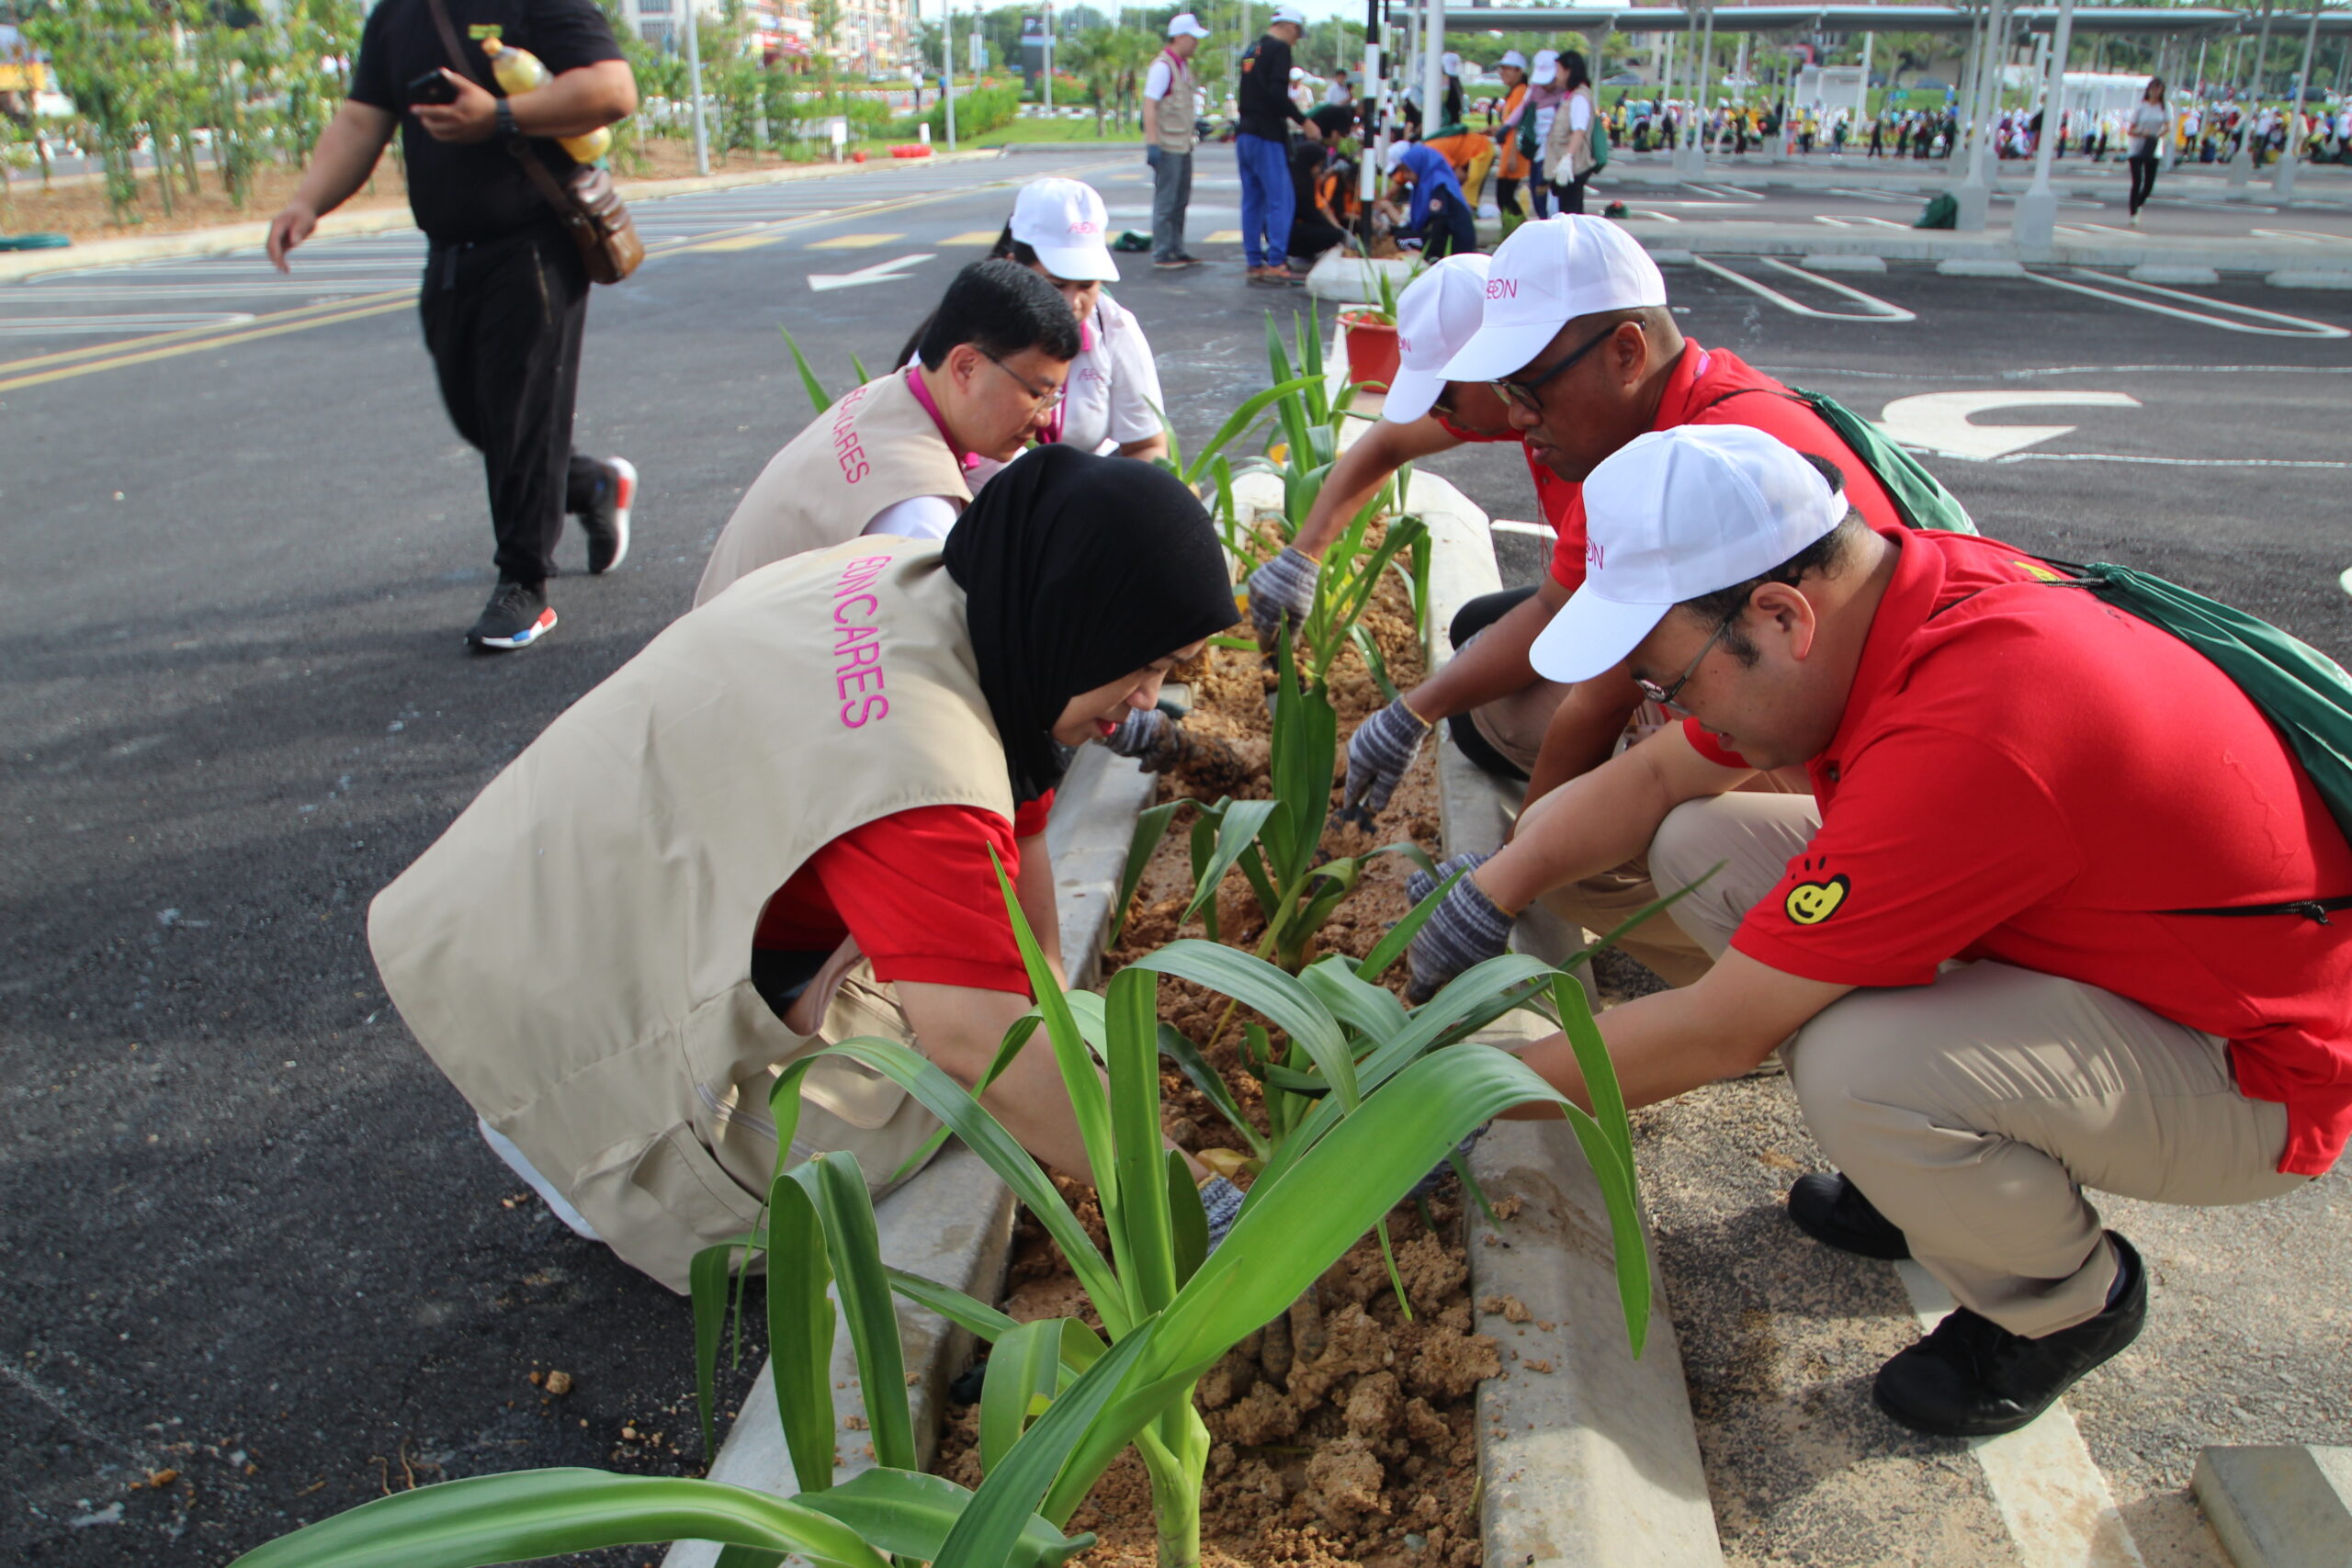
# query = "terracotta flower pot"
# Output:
<box><xmin>1340</xmin><ymin>310</ymin><xmax>1400</xmax><ymax>391</ymax></box>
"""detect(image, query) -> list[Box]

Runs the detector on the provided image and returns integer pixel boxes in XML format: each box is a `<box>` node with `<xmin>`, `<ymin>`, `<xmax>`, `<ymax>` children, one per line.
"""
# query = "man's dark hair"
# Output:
<box><xmin>1310</xmin><ymin>103</ymin><xmax>1356</xmax><ymax>141</ymax></box>
<box><xmin>1672</xmin><ymin>452</ymin><xmax>1864</xmax><ymax>666</ymax></box>
<box><xmin>913</xmin><ymin>258</ymin><xmax>1080</xmax><ymax>372</ymax></box>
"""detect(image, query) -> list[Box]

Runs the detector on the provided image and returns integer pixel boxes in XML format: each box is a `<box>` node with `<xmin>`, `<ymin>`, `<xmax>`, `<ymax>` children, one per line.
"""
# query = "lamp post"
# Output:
<box><xmin>942</xmin><ymin>0</ymin><xmax>956</xmax><ymax>151</ymax></box>
<box><xmin>2012</xmin><ymin>0</ymin><xmax>2076</xmax><ymax>251</ymax></box>
<box><xmin>683</xmin><ymin>0</ymin><xmax>709</xmax><ymax>175</ymax></box>
<box><xmin>2271</xmin><ymin>0</ymin><xmax>2322</xmax><ymax>196</ymax></box>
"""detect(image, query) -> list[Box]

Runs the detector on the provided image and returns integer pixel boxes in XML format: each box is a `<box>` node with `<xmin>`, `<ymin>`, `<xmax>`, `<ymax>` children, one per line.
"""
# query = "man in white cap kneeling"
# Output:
<box><xmin>1408</xmin><ymin>423</ymin><xmax>2351</xmax><ymax>1437</ymax></box>
<box><xmin>1144</xmin><ymin>13</ymin><xmax>1210</xmax><ymax>270</ymax></box>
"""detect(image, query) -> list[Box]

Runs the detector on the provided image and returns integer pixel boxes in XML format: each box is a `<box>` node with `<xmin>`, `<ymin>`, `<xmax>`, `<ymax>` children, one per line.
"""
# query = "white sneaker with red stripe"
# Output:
<box><xmin>467</xmin><ymin>580</ymin><xmax>558</xmax><ymax>651</ymax></box>
<box><xmin>584</xmin><ymin>455</ymin><xmax>635</xmax><ymax>574</ymax></box>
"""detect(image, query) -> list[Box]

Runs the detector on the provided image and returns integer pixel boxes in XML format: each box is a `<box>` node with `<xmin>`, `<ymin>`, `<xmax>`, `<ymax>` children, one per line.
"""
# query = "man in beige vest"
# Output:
<box><xmin>694</xmin><ymin>259</ymin><xmax>1081</xmax><ymax>606</ymax></box>
<box><xmin>1143</xmin><ymin>14</ymin><xmax>1208</xmax><ymax>270</ymax></box>
<box><xmin>373</xmin><ymin>451</ymin><xmax>1244</xmax><ymax>1292</ymax></box>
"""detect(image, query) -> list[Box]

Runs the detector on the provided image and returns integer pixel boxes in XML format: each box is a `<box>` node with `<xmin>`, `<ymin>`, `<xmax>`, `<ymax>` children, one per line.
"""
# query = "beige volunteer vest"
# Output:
<box><xmin>370</xmin><ymin>538</ymin><xmax>1012</xmax><ymax>1288</ymax></box>
<box><xmin>1154</xmin><ymin>50</ymin><xmax>1200</xmax><ymax>155</ymax></box>
<box><xmin>695</xmin><ymin>367</ymin><xmax>973</xmax><ymax>607</ymax></box>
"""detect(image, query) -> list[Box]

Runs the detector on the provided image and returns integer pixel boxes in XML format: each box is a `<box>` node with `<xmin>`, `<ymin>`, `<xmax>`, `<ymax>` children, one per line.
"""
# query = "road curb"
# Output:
<box><xmin>659</xmin><ymin>741</ymin><xmax>1156</xmax><ymax>1567</ymax></box>
<box><xmin>0</xmin><ymin>150</ymin><xmax>1006</xmax><ymax>284</ymax></box>
<box><xmin>1398</xmin><ymin>426</ymin><xmax>1724</xmax><ymax>1564</ymax></box>
<box><xmin>2268</xmin><ymin>269</ymin><xmax>2352</xmax><ymax>289</ymax></box>
<box><xmin>1632</xmin><ymin>222</ymin><xmax>2341</xmax><ymax>277</ymax></box>
<box><xmin>2193</xmin><ymin>1444</ymin><xmax>2352</xmax><ymax>1568</ymax></box>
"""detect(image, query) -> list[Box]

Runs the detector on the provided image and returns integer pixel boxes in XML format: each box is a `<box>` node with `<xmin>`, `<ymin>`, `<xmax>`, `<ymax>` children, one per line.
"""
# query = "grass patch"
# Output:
<box><xmin>972</xmin><ymin>116</ymin><xmax>1144</xmax><ymax>147</ymax></box>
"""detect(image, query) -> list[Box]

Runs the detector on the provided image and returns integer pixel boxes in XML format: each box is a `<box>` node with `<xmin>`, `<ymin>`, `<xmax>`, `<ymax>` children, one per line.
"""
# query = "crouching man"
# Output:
<box><xmin>1410</xmin><ymin>423</ymin><xmax>2351</xmax><ymax>1435</ymax></box>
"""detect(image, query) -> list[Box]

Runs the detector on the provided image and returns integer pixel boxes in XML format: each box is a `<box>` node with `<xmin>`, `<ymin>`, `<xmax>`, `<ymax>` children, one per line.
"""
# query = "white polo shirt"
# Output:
<box><xmin>1058</xmin><ymin>292</ymin><xmax>1165</xmax><ymax>457</ymax></box>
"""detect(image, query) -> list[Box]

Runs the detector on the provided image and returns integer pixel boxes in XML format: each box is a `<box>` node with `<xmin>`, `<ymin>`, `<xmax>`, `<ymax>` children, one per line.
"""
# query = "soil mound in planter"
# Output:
<box><xmin>939</xmin><ymin>1192</ymin><xmax>1494</xmax><ymax>1568</ymax></box>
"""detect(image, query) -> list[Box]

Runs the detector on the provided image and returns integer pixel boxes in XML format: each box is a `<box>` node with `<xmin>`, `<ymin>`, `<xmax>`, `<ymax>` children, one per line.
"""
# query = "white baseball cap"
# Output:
<box><xmin>1499</xmin><ymin>50</ymin><xmax>1527</xmax><ymax>70</ymax></box>
<box><xmin>1290</xmin><ymin>65</ymin><xmax>1306</xmax><ymax>80</ymax></box>
<box><xmin>1438</xmin><ymin>214</ymin><xmax>1666</xmax><ymax>384</ymax></box>
<box><xmin>1011</xmin><ymin>177</ymin><xmax>1118</xmax><ymax>283</ymax></box>
<box><xmin>1384</xmin><ymin>254</ymin><xmax>1492</xmax><ymax>423</ymax></box>
<box><xmin>1442</xmin><ymin>51</ymin><xmax>1461</xmax><ymax>75</ymax></box>
<box><xmin>1383</xmin><ymin>139</ymin><xmax>1410</xmax><ymax>174</ymax></box>
<box><xmin>1269</xmin><ymin>4</ymin><xmax>1306</xmax><ymax>26</ymax></box>
<box><xmin>1529</xmin><ymin>425</ymin><xmax>1849</xmax><ymax>682</ymax></box>
<box><xmin>1532</xmin><ymin>57</ymin><xmax>1559</xmax><ymax>85</ymax></box>
<box><xmin>1166</xmin><ymin>11</ymin><xmax>1209</xmax><ymax>37</ymax></box>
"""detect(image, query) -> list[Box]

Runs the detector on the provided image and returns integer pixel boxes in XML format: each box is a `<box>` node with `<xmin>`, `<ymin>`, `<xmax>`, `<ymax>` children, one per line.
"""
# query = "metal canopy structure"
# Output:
<box><xmin>1441</xmin><ymin>5</ymin><xmax>2352</xmax><ymax>38</ymax></box>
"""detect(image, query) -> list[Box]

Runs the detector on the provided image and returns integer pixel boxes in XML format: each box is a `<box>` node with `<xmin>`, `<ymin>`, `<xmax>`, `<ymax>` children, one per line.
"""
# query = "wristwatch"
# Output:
<box><xmin>494</xmin><ymin>99</ymin><xmax>522</xmax><ymax>141</ymax></box>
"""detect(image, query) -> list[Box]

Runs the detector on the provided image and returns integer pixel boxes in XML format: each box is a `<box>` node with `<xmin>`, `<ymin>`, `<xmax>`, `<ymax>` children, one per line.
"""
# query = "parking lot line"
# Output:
<box><xmin>2022</xmin><ymin>270</ymin><xmax>2349</xmax><ymax>339</ymax></box>
<box><xmin>1691</xmin><ymin>254</ymin><xmax>1917</xmax><ymax>322</ymax></box>
<box><xmin>0</xmin><ymin>295</ymin><xmax>413</xmax><ymax>394</ymax></box>
<box><xmin>1894</xmin><ymin>1263</ymin><xmax>2150</xmax><ymax>1568</ymax></box>
<box><xmin>805</xmin><ymin>232</ymin><xmax>906</xmax><ymax>249</ymax></box>
<box><xmin>0</xmin><ymin>311</ymin><xmax>256</xmax><ymax>336</ymax></box>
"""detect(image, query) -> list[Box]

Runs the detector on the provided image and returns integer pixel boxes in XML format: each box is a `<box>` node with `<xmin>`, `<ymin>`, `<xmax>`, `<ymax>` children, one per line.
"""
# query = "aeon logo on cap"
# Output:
<box><xmin>1486</xmin><ymin>279</ymin><xmax>1519</xmax><ymax>299</ymax></box>
<box><xmin>1069</xmin><ymin>220</ymin><xmax>1101</xmax><ymax>236</ymax></box>
<box><xmin>1396</xmin><ymin>334</ymin><xmax>1414</xmax><ymax>354</ymax></box>
<box><xmin>1586</xmin><ymin>540</ymin><xmax>1606</xmax><ymax>572</ymax></box>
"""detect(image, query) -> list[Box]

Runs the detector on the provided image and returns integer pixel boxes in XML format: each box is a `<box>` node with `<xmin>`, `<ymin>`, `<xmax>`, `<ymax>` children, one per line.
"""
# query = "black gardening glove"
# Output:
<box><xmin>1102</xmin><ymin>707</ymin><xmax>1178</xmax><ymax>769</ymax></box>
<box><xmin>1342</xmin><ymin>694</ymin><xmax>1430</xmax><ymax>824</ymax></box>
<box><xmin>1406</xmin><ymin>853</ymin><xmax>1511</xmax><ymax>1003</ymax></box>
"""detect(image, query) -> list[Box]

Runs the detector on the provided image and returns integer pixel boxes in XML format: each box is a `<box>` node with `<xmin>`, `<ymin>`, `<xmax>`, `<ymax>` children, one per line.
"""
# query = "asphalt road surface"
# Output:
<box><xmin>3</xmin><ymin>150</ymin><xmax>2346</xmax><ymax>1567</ymax></box>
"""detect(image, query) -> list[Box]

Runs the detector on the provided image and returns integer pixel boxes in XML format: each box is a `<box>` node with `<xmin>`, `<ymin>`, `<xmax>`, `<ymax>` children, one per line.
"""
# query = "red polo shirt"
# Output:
<box><xmin>1433</xmin><ymin>412</ymin><xmax>1589</xmax><ymax>589</ymax></box>
<box><xmin>752</xmin><ymin>793</ymin><xmax>1055</xmax><ymax>995</ymax></box>
<box><xmin>1545</xmin><ymin>343</ymin><xmax>1906</xmax><ymax>593</ymax></box>
<box><xmin>1702</xmin><ymin>530</ymin><xmax>2352</xmax><ymax>1176</ymax></box>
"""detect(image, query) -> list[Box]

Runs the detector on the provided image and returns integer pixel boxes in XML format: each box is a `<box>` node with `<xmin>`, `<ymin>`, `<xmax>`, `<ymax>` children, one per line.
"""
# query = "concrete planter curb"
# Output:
<box><xmin>1634</xmin><ymin>222</ymin><xmax>2338</xmax><ymax>277</ymax></box>
<box><xmin>0</xmin><ymin>149</ymin><xmax>1004</xmax><ymax>284</ymax></box>
<box><xmin>2193</xmin><ymin>1444</ymin><xmax>2352</xmax><ymax>1568</ymax></box>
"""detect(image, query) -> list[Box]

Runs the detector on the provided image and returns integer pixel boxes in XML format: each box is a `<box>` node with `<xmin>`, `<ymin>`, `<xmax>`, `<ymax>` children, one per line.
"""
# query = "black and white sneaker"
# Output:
<box><xmin>467</xmin><ymin>580</ymin><xmax>557</xmax><ymax>651</ymax></box>
<box><xmin>582</xmin><ymin>455</ymin><xmax>635</xmax><ymax>574</ymax></box>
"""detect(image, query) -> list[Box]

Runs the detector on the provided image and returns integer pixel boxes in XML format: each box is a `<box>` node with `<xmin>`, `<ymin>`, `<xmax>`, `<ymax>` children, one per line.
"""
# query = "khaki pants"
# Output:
<box><xmin>1644</xmin><ymin>794</ymin><xmax>2306</xmax><ymax>1337</ymax></box>
<box><xmin>513</xmin><ymin>958</ymin><xmax>943</xmax><ymax>1292</ymax></box>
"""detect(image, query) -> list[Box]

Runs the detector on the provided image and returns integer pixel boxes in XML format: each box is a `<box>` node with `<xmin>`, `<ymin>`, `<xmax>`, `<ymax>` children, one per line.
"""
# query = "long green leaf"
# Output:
<box><xmin>799</xmin><ymin>1468</ymin><xmax>1094</xmax><ymax>1567</ymax></box>
<box><xmin>946</xmin><ymin>1318</ymin><xmax>1162</xmax><ymax>1551</ymax></box>
<box><xmin>1128</xmin><ymin>941</ymin><xmax>1356</xmax><ymax>1111</ymax></box>
<box><xmin>1552</xmin><ymin>973</ymin><xmax>1651</xmax><ymax>1355</ymax></box>
<box><xmin>1180</xmin><ymin>799</ymin><xmax>1280</xmax><ymax>925</ymax></box>
<box><xmin>979</xmin><ymin>1319</ymin><xmax>1068</xmax><ymax>1475</ymax></box>
<box><xmin>1298</xmin><ymin>954</ymin><xmax>1409</xmax><ymax>1039</ymax></box>
<box><xmin>690</xmin><ymin>1244</ymin><xmax>734</xmax><ymax>1460</ymax></box>
<box><xmin>1109</xmin><ymin>800</ymin><xmax>1182</xmax><ymax>947</ymax></box>
<box><xmin>1351</xmin><ymin>864</ymin><xmax>1466</xmax><ymax>985</ymax></box>
<box><xmin>1105</xmin><ymin>965</ymin><xmax>1181</xmax><ymax>1321</ymax></box>
<box><xmin>795</xmin><ymin>1154</ymin><xmax>914</xmax><ymax>1474</ymax></box>
<box><xmin>779</xmin><ymin>325</ymin><xmax>834</xmax><ymax>415</ymax></box>
<box><xmin>770</xmin><ymin>1045</ymin><xmax>1126</xmax><ymax>1338</ymax></box>
<box><xmin>886</xmin><ymin>1267</ymin><xmax>1020</xmax><ymax>1343</ymax></box>
<box><xmin>762</xmin><ymin>1177</ymin><xmax>839</xmax><ymax>1493</ymax></box>
<box><xmin>1165</xmin><ymin>1150</ymin><xmax>1209</xmax><ymax>1289</ymax></box>
<box><xmin>991</xmin><ymin>851</ymin><xmax>1126</xmax><ymax>1286</ymax></box>
<box><xmin>1156</xmin><ymin>1021</ymin><xmax>1268</xmax><ymax>1159</ymax></box>
<box><xmin>1181</xmin><ymin>375</ymin><xmax>1320</xmax><ymax>489</ymax></box>
<box><xmin>223</xmin><ymin>1471</ymin><xmax>894</xmax><ymax>1568</ymax></box>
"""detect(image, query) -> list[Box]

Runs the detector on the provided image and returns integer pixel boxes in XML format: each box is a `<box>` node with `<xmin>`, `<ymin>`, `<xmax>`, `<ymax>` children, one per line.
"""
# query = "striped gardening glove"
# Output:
<box><xmin>1249</xmin><ymin>546</ymin><xmax>1321</xmax><ymax>649</ymax></box>
<box><xmin>1341</xmin><ymin>694</ymin><xmax>1430</xmax><ymax>826</ymax></box>
<box><xmin>1405</xmin><ymin>852</ymin><xmax>1510</xmax><ymax>1003</ymax></box>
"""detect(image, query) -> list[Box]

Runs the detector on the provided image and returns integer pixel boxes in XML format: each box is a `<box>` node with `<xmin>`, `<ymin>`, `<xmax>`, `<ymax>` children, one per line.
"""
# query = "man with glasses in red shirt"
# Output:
<box><xmin>1334</xmin><ymin>214</ymin><xmax>1911</xmax><ymax>983</ymax></box>
<box><xmin>1409</xmin><ymin>423</ymin><xmax>2351</xmax><ymax>1436</ymax></box>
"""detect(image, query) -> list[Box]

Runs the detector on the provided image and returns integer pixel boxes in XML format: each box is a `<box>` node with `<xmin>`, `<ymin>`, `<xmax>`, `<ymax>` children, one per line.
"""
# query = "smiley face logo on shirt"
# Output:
<box><xmin>1783</xmin><ymin>857</ymin><xmax>1851</xmax><ymax>926</ymax></box>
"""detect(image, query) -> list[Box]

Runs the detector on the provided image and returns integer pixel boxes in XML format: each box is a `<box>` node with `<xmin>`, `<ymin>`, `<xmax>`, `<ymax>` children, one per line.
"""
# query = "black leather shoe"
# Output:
<box><xmin>1787</xmin><ymin>1171</ymin><xmax>1911</xmax><ymax>1260</ymax></box>
<box><xmin>1873</xmin><ymin>1232</ymin><xmax>2147</xmax><ymax>1438</ymax></box>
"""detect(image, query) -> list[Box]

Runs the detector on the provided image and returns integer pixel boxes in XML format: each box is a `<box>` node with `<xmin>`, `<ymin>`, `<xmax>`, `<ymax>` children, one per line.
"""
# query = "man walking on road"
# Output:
<box><xmin>267</xmin><ymin>0</ymin><xmax>638</xmax><ymax>652</ymax></box>
<box><xmin>1235</xmin><ymin>5</ymin><xmax>1319</xmax><ymax>285</ymax></box>
<box><xmin>1143</xmin><ymin>12</ymin><xmax>1209</xmax><ymax>270</ymax></box>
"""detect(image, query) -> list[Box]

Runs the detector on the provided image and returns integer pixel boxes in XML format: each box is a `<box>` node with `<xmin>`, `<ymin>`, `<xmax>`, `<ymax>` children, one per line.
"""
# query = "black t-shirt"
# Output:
<box><xmin>1288</xmin><ymin>139</ymin><xmax>1325</xmax><ymax>212</ymax></box>
<box><xmin>1236</xmin><ymin>34</ymin><xmax>1303</xmax><ymax>141</ymax></box>
<box><xmin>348</xmin><ymin>0</ymin><xmax>623</xmax><ymax>244</ymax></box>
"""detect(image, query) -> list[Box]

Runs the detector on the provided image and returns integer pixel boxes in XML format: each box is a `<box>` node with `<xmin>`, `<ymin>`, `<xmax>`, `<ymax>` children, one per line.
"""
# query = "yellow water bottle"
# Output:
<box><xmin>481</xmin><ymin>36</ymin><xmax>613</xmax><ymax>164</ymax></box>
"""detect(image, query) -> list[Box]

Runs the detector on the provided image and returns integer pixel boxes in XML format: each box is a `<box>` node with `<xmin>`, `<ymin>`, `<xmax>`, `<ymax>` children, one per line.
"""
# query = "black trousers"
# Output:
<box><xmin>1419</xmin><ymin>189</ymin><xmax>1477</xmax><ymax>260</ymax></box>
<box><xmin>420</xmin><ymin>225</ymin><xmax>604</xmax><ymax>589</ymax></box>
<box><xmin>1444</xmin><ymin>584</ymin><xmax>1540</xmax><ymax>783</ymax></box>
<box><xmin>2126</xmin><ymin>152</ymin><xmax>2159</xmax><ymax>215</ymax></box>
<box><xmin>1554</xmin><ymin>171</ymin><xmax>1591</xmax><ymax>215</ymax></box>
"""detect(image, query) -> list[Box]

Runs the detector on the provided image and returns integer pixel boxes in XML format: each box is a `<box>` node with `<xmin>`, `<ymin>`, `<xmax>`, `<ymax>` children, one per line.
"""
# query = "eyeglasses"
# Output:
<box><xmin>1634</xmin><ymin>605</ymin><xmax>1738</xmax><ymax>711</ymax></box>
<box><xmin>981</xmin><ymin>351</ymin><xmax>1067</xmax><ymax>412</ymax></box>
<box><xmin>1492</xmin><ymin>320</ymin><xmax>1640</xmax><ymax>414</ymax></box>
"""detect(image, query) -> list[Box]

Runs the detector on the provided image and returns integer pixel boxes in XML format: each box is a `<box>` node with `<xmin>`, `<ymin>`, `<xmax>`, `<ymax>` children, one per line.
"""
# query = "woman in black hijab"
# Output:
<box><xmin>371</xmin><ymin>443</ymin><xmax>1237</xmax><ymax>1291</ymax></box>
<box><xmin>946</xmin><ymin>444</ymin><xmax>1238</xmax><ymax>804</ymax></box>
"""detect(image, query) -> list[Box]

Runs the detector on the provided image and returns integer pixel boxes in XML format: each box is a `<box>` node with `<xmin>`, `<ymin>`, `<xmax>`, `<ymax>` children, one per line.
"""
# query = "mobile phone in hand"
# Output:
<box><xmin>407</xmin><ymin>69</ymin><xmax>459</xmax><ymax>107</ymax></box>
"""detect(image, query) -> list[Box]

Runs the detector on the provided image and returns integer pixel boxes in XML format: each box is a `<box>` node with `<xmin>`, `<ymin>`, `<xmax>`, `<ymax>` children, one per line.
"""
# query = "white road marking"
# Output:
<box><xmin>1682</xmin><ymin>181</ymin><xmax>1764</xmax><ymax>201</ymax></box>
<box><xmin>1824</xmin><ymin>186</ymin><xmax>1916</xmax><ymax>203</ymax></box>
<box><xmin>1995</xmin><ymin>451</ymin><xmax>2352</xmax><ymax>468</ymax></box>
<box><xmin>2056</xmin><ymin>222</ymin><xmax>2142</xmax><ymax>238</ymax></box>
<box><xmin>1489</xmin><ymin>519</ymin><xmax>1555</xmax><ymax>539</ymax></box>
<box><xmin>1815</xmin><ymin>214</ymin><xmax>1910</xmax><ymax>231</ymax></box>
<box><xmin>1628</xmin><ymin>208</ymin><xmax>1683</xmax><ymax>222</ymax></box>
<box><xmin>1878</xmin><ymin>390</ymin><xmax>2141</xmax><ymax>459</ymax></box>
<box><xmin>1692</xmin><ymin>254</ymin><xmax>1917</xmax><ymax>321</ymax></box>
<box><xmin>8</xmin><ymin>282</ymin><xmax>415</xmax><ymax>299</ymax></box>
<box><xmin>2339</xmin><ymin>566</ymin><xmax>2352</xmax><ymax>601</ymax></box>
<box><xmin>0</xmin><ymin>311</ymin><xmax>255</xmax><ymax>335</ymax></box>
<box><xmin>1894</xmin><ymin>1263</ymin><xmax>2150</xmax><ymax>1568</ymax></box>
<box><xmin>2002</xmin><ymin>363</ymin><xmax>2352</xmax><ymax>378</ymax></box>
<box><xmin>2020</xmin><ymin>269</ymin><xmax>2350</xmax><ymax>338</ymax></box>
<box><xmin>2252</xmin><ymin>227</ymin><xmax>2352</xmax><ymax>245</ymax></box>
<box><xmin>807</xmin><ymin>253</ymin><xmax>936</xmax><ymax>292</ymax></box>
